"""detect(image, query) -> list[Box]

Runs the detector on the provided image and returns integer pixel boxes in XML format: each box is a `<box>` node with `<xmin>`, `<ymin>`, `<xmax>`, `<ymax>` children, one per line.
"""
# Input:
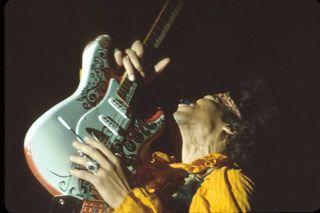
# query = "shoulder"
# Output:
<box><xmin>225</xmin><ymin>167</ymin><xmax>254</xmax><ymax>194</ymax></box>
<box><xmin>197</xmin><ymin>166</ymin><xmax>254</xmax><ymax>211</ymax></box>
<box><xmin>189</xmin><ymin>166</ymin><xmax>254</xmax><ymax>212</ymax></box>
<box><xmin>203</xmin><ymin>166</ymin><xmax>254</xmax><ymax>193</ymax></box>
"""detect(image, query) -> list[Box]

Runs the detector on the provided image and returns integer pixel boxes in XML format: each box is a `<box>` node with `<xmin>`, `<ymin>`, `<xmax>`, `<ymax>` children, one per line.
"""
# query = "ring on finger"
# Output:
<box><xmin>85</xmin><ymin>159</ymin><xmax>100</xmax><ymax>175</ymax></box>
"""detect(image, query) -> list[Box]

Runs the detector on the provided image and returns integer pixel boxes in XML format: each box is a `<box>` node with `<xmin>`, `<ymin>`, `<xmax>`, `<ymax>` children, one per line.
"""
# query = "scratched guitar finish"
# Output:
<box><xmin>24</xmin><ymin>0</ymin><xmax>184</xmax><ymax>202</ymax></box>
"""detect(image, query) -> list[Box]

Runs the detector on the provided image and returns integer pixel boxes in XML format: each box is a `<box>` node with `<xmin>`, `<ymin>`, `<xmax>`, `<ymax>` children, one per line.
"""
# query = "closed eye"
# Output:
<box><xmin>203</xmin><ymin>95</ymin><xmax>219</xmax><ymax>104</ymax></box>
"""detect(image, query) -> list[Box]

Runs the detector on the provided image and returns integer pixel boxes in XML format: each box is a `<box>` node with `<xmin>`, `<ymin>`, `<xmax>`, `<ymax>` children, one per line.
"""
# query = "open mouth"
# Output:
<box><xmin>178</xmin><ymin>98</ymin><xmax>195</xmax><ymax>108</ymax></box>
<box><xmin>179</xmin><ymin>98</ymin><xmax>194</xmax><ymax>105</ymax></box>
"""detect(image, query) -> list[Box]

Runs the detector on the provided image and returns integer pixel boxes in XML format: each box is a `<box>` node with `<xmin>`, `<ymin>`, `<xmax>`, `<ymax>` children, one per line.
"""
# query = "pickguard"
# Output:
<box><xmin>76</xmin><ymin>78</ymin><xmax>165</xmax><ymax>180</ymax></box>
<box><xmin>25</xmin><ymin>34</ymin><xmax>166</xmax><ymax>200</ymax></box>
<box><xmin>24</xmin><ymin>35</ymin><xmax>116</xmax><ymax>199</ymax></box>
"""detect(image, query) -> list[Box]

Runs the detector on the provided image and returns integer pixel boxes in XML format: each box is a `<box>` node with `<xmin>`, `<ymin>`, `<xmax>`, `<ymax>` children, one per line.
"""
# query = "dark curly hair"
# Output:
<box><xmin>223</xmin><ymin>77</ymin><xmax>279</xmax><ymax>165</ymax></box>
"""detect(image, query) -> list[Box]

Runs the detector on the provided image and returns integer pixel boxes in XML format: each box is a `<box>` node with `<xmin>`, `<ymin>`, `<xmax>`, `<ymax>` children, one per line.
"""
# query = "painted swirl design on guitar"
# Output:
<box><xmin>81</xmin><ymin>115</ymin><xmax>164</xmax><ymax>177</ymax></box>
<box><xmin>77</xmin><ymin>38</ymin><xmax>112</xmax><ymax>109</ymax></box>
<box><xmin>24</xmin><ymin>1</ymin><xmax>184</xmax><ymax>204</ymax></box>
<box><xmin>50</xmin><ymin>162</ymin><xmax>103</xmax><ymax>200</ymax></box>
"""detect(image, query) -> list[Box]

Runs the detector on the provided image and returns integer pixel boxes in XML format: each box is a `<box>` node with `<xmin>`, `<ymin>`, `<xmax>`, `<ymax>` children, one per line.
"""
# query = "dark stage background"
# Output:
<box><xmin>5</xmin><ymin>0</ymin><xmax>320</xmax><ymax>212</ymax></box>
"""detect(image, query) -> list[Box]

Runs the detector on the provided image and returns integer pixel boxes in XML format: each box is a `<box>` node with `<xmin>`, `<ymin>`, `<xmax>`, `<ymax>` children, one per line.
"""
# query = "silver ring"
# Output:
<box><xmin>85</xmin><ymin>160</ymin><xmax>100</xmax><ymax>175</ymax></box>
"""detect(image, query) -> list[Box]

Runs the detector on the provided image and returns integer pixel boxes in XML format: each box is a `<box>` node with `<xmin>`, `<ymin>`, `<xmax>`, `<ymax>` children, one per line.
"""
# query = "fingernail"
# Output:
<box><xmin>128</xmin><ymin>75</ymin><xmax>135</xmax><ymax>81</ymax></box>
<box><xmin>155</xmin><ymin>58</ymin><xmax>170</xmax><ymax>73</ymax></box>
<box><xmin>72</xmin><ymin>141</ymin><xmax>78</xmax><ymax>146</ymax></box>
<box><xmin>70</xmin><ymin>156</ymin><xmax>74</xmax><ymax>161</ymax></box>
<box><xmin>162</xmin><ymin>58</ymin><xmax>171</xmax><ymax>66</ymax></box>
<box><xmin>69</xmin><ymin>169</ymin><xmax>74</xmax><ymax>174</ymax></box>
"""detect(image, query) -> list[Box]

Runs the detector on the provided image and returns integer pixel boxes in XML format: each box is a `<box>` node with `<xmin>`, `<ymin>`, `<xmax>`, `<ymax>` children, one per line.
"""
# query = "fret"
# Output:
<box><xmin>151</xmin><ymin>1</ymin><xmax>184</xmax><ymax>48</ymax></box>
<box><xmin>150</xmin><ymin>30</ymin><xmax>159</xmax><ymax>38</ymax></box>
<box><xmin>144</xmin><ymin>38</ymin><xmax>156</xmax><ymax>49</ymax></box>
<box><xmin>124</xmin><ymin>82</ymin><xmax>133</xmax><ymax>90</ymax></box>
<box><xmin>152</xmin><ymin>25</ymin><xmax>164</xmax><ymax>36</ymax></box>
<box><xmin>122</xmin><ymin>84</ymin><xmax>129</xmax><ymax>90</ymax></box>
<box><xmin>117</xmin><ymin>0</ymin><xmax>184</xmax><ymax>105</ymax></box>
<box><xmin>158</xmin><ymin>18</ymin><xmax>167</xmax><ymax>25</ymax></box>
<box><xmin>122</xmin><ymin>80</ymin><xmax>128</xmax><ymax>86</ymax></box>
<box><xmin>154</xmin><ymin>24</ymin><xmax>163</xmax><ymax>32</ymax></box>
<box><xmin>120</xmin><ymin>88</ymin><xmax>128</xmax><ymax>95</ymax></box>
<box><xmin>123</xmin><ymin>79</ymin><xmax>130</xmax><ymax>86</ymax></box>
<box><xmin>162</xmin><ymin>10</ymin><xmax>173</xmax><ymax>19</ymax></box>
<box><xmin>143</xmin><ymin>0</ymin><xmax>170</xmax><ymax>46</ymax></box>
<box><xmin>118</xmin><ymin>89</ymin><xmax>126</xmax><ymax>97</ymax></box>
<box><xmin>119</xmin><ymin>85</ymin><xmax>126</xmax><ymax>91</ymax></box>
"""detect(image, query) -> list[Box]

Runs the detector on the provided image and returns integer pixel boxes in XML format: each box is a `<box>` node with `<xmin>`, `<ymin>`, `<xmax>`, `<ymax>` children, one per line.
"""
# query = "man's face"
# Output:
<box><xmin>173</xmin><ymin>94</ymin><xmax>224</xmax><ymax>131</ymax></box>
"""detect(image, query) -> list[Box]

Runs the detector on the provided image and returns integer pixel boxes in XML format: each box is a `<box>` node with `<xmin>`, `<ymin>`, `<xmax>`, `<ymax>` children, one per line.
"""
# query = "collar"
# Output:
<box><xmin>169</xmin><ymin>152</ymin><xmax>234</xmax><ymax>174</ymax></box>
<box><xmin>143</xmin><ymin>152</ymin><xmax>235</xmax><ymax>194</ymax></box>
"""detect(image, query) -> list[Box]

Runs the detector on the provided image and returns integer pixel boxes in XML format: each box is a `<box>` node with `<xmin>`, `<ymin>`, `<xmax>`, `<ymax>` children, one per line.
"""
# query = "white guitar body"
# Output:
<box><xmin>76</xmin><ymin>78</ymin><xmax>165</xmax><ymax>178</ymax></box>
<box><xmin>25</xmin><ymin>1</ymin><xmax>184</xmax><ymax>208</ymax></box>
<box><xmin>24</xmin><ymin>35</ymin><xmax>165</xmax><ymax>199</ymax></box>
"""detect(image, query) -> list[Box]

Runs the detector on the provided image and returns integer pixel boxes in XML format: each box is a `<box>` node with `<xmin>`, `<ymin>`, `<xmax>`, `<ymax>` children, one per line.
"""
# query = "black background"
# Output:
<box><xmin>5</xmin><ymin>0</ymin><xmax>320</xmax><ymax>212</ymax></box>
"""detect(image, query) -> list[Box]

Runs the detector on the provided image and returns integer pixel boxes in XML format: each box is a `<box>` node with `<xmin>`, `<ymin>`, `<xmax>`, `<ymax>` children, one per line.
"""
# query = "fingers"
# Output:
<box><xmin>84</xmin><ymin>138</ymin><xmax>119</xmax><ymax>167</ymax></box>
<box><xmin>69</xmin><ymin>166</ymin><xmax>129</xmax><ymax>209</ymax></box>
<box><xmin>114</xmin><ymin>40</ymin><xmax>145</xmax><ymax>81</ymax></box>
<box><xmin>154</xmin><ymin>57</ymin><xmax>170</xmax><ymax>73</ymax></box>
<box><xmin>114</xmin><ymin>48</ymin><xmax>123</xmax><ymax>66</ymax></box>
<box><xmin>125</xmin><ymin>48</ymin><xmax>145</xmax><ymax>78</ymax></box>
<box><xmin>70</xmin><ymin>140</ymin><xmax>131</xmax><ymax>191</ymax></box>
<box><xmin>123</xmin><ymin>56</ymin><xmax>136</xmax><ymax>81</ymax></box>
<box><xmin>69</xmin><ymin>168</ymin><xmax>99</xmax><ymax>185</ymax></box>
<box><xmin>131</xmin><ymin>40</ymin><xmax>144</xmax><ymax>58</ymax></box>
<box><xmin>70</xmin><ymin>155</ymin><xmax>87</xmax><ymax>166</ymax></box>
<box><xmin>114</xmin><ymin>39</ymin><xmax>170</xmax><ymax>82</ymax></box>
<box><xmin>72</xmin><ymin>141</ymin><xmax>115</xmax><ymax>171</ymax></box>
<box><xmin>84</xmin><ymin>138</ymin><xmax>130</xmax><ymax>190</ymax></box>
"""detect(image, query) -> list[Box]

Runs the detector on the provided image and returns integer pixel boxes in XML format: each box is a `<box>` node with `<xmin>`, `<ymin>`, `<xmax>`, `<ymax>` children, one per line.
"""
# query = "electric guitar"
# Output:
<box><xmin>24</xmin><ymin>0</ymin><xmax>184</xmax><ymax>210</ymax></box>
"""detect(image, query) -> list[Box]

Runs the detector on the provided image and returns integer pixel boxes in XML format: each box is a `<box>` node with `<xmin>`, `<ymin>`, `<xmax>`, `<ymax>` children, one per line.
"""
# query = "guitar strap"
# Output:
<box><xmin>80</xmin><ymin>200</ymin><xmax>108</xmax><ymax>213</ymax></box>
<box><xmin>49</xmin><ymin>196</ymin><xmax>108</xmax><ymax>213</ymax></box>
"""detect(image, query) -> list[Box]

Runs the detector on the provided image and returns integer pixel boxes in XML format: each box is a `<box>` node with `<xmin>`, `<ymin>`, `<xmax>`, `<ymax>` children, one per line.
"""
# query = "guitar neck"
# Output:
<box><xmin>143</xmin><ymin>0</ymin><xmax>184</xmax><ymax>48</ymax></box>
<box><xmin>117</xmin><ymin>0</ymin><xmax>184</xmax><ymax>105</ymax></box>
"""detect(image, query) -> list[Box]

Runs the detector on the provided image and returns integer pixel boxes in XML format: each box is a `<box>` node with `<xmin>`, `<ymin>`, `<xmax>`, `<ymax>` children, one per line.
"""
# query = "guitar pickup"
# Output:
<box><xmin>98</xmin><ymin>114</ymin><xmax>124</xmax><ymax>136</ymax></box>
<box><xmin>108</xmin><ymin>97</ymin><xmax>131</xmax><ymax>119</ymax></box>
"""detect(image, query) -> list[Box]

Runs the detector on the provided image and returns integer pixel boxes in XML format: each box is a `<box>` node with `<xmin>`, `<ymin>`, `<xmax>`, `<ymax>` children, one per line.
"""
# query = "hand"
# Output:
<box><xmin>69</xmin><ymin>138</ymin><xmax>130</xmax><ymax>209</ymax></box>
<box><xmin>114</xmin><ymin>40</ymin><xmax>170</xmax><ymax>82</ymax></box>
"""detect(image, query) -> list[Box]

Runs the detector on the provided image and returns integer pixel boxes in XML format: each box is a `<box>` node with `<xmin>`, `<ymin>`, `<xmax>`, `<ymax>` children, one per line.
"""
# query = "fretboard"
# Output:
<box><xmin>117</xmin><ymin>0</ymin><xmax>184</xmax><ymax>105</ymax></box>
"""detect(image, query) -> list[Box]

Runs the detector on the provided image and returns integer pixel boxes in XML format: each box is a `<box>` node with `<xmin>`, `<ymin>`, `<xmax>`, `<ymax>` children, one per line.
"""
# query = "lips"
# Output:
<box><xmin>177</xmin><ymin>98</ymin><xmax>195</xmax><ymax>111</ymax></box>
<box><xmin>179</xmin><ymin>98</ymin><xmax>194</xmax><ymax>104</ymax></box>
<box><xmin>178</xmin><ymin>103</ymin><xmax>189</xmax><ymax>107</ymax></box>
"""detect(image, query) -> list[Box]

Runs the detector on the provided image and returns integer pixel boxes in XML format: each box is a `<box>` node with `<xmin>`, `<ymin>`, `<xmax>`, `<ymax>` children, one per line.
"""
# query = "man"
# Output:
<box><xmin>69</xmin><ymin>40</ymin><xmax>254</xmax><ymax>212</ymax></box>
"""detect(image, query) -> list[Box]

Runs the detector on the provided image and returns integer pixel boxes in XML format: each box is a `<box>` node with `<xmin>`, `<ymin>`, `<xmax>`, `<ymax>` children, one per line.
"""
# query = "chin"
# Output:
<box><xmin>173</xmin><ymin>111</ymin><xmax>186</xmax><ymax>125</ymax></box>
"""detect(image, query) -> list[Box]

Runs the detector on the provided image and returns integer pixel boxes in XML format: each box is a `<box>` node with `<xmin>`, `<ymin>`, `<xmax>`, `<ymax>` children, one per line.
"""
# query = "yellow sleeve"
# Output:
<box><xmin>113</xmin><ymin>188</ymin><xmax>163</xmax><ymax>213</ymax></box>
<box><xmin>189</xmin><ymin>167</ymin><xmax>254</xmax><ymax>212</ymax></box>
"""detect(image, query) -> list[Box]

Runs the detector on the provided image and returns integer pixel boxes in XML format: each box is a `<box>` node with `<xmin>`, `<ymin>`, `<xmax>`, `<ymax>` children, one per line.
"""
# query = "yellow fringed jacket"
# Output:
<box><xmin>113</xmin><ymin>152</ymin><xmax>254</xmax><ymax>213</ymax></box>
